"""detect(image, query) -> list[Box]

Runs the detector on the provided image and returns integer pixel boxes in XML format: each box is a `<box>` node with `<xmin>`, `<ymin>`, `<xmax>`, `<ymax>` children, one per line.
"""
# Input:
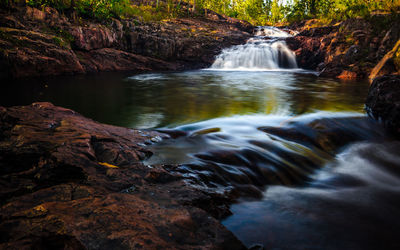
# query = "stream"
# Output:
<box><xmin>2</xmin><ymin>27</ymin><xmax>400</xmax><ymax>249</ymax></box>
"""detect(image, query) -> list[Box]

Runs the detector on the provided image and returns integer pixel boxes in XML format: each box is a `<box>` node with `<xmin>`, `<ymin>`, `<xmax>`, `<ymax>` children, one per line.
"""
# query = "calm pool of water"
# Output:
<box><xmin>1</xmin><ymin>70</ymin><xmax>369</xmax><ymax>128</ymax></box>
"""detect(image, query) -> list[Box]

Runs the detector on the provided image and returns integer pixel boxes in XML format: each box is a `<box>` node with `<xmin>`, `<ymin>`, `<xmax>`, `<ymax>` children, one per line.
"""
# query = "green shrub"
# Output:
<box><xmin>4</xmin><ymin>0</ymin><xmax>400</xmax><ymax>25</ymax></box>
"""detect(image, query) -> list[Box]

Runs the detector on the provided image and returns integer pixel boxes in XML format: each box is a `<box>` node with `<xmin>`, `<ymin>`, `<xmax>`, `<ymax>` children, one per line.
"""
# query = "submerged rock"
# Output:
<box><xmin>366</xmin><ymin>75</ymin><xmax>400</xmax><ymax>136</ymax></box>
<box><xmin>0</xmin><ymin>102</ymin><xmax>244</xmax><ymax>249</ymax></box>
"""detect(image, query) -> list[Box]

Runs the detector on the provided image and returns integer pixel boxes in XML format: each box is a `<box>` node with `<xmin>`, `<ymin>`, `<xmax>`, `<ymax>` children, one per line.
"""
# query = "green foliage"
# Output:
<box><xmin>2</xmin><ymin>0</ymin><xmax>399</xmax><ymax>24</ymax></box>
<box><xmin>23</xmin><ymin>0</ymin><xmax>134</xmax><ymax>20</ymax></box>
<box><xmin>284</xmin><ymin>0</ymin><xmax>400</xmax><ymax>23</ymax></box>
<box><xmin>27</xmin><ymin>0</ymin><xmax>69</xmax><ymax>10</ymax></box>
<box><xmin>123</xmin><ymin>4</ymin><xmax>169</xmax><ymax>22</ymax></box>
<box><xmin>74</xmin><ymin>0</ymin><xmax>132</xmax><ymax>20</ymax></box>
<box><xmin>192</xmin><ymin>0</ymin><xmax>398</xmax><ymax>25</ymax></box>
<box><xmin>51</xmin><ymin>26</ymin><xmax>74</xmax><ymax>44</ymax></box>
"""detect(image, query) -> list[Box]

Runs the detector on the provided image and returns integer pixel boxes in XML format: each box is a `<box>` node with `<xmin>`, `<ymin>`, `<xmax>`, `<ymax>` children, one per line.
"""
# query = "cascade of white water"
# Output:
<box><xmin>210</xmin><ymin>26</ymin><xmax>298</xmax><ymax>70</ymax></box>
<box><xmin>254</xmin><ymin>26</ymin><xmax>292</xmax><ymax>37</ymax></box>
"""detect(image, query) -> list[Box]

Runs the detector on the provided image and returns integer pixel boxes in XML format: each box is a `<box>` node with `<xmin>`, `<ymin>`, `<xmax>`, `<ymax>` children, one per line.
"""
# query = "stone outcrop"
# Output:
<box><xmin>0</xmin><ymin>6</ymin><xmax>252</xmax><ymax>78</ymax></box>
<box><xmin>369</xmin><ymin>39</ymin><xmax>400</xmax><ymax>79</ymax></box>
<box><xmin>0</xmin><ymin>102</ymin><xmax>245</xmax><ymax>249</ymax></box>
<box><xmin>366</xmin><ymin>75</ymin><xmax>400</xmax><ymax>136</ymax></box>
<box><xmin>286</xmin><ymin>15</ymin><xmax>400</xmax><ymax>79</ymax></box>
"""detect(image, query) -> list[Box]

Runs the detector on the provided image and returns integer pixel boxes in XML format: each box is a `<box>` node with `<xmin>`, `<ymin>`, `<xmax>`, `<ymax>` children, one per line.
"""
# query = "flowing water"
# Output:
<box><xmin>210</xmin><ymin>26</ymin><xmax>297</xmax><ymax>70</ymax></box>
<box><xmin>2</xmin><ymin>27</ymin><xmax>400</xmax><ymax>249</ymax></box>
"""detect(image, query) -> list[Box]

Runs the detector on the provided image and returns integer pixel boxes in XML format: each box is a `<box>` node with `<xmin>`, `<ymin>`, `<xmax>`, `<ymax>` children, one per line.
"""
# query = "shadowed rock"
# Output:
<box><xmin>0</xmin><ymin>102</ymin><xmax>245</xmax><ymax>249</ymax></box>
<box><xmin>366</xmin><ymin>75</ymin><xmax>400</xmax><ymax>136</ymax></box>
<box><xmin>0</xmin><ymin>6</ymin><xmax>252</xmax><ymax>78</ymax></box>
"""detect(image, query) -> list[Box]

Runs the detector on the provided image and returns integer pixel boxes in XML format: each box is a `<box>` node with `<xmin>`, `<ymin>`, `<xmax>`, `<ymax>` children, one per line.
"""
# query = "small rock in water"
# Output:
<box><xmin>121</xmin><ymin>186</ymin><xmax>137</xmax><ymax>193</ymax></box>
<box><xmin>248</xmin><ymin>243</ymin><xmax>265</xmax><ymax>250</ymax></box>
<box><xmin>150</xmin><ymin>136</ymin><xmax>162</xmax><ymax>142</ymax></box>
<box><xmin>138</xmin><ymin>130</ymin><xmax>149</xmax><ymax>137</ymax></box>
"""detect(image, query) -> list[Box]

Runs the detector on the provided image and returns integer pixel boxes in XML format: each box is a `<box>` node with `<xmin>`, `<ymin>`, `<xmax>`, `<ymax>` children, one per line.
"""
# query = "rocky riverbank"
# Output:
<box><xmin>0</xmin><ymin>6</ymin><xmax>252</xmax><ymax>78</ymax></box>
<box><xmin>0</xmin><ymin>102</ymin><xmax>245</xmax><ymax>249</ymax></box>
<box><xmin>2</xmin><ymin>5</ymin><xmax>399</xmax><ymax>80</ymax></box>
<box><xmin>286</xmin><ymin>15</ymin><xmax>400</xmax><ymax>79</ymax></box>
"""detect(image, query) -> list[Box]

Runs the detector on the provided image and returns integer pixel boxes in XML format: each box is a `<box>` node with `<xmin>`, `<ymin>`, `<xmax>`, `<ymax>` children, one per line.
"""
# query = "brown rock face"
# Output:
<box><xmin>123</xmin><ymin>18</ymin><xmax>252</xmax><ymax>68</ymax></box>
<box><xmin>0</xmin><ymin>27</ymin><xmax>85</xmax><ymax>78</ymax></box>
<box><xmin>0</xmin><ymin>6</ymin><xmax>252</xmax><ymax>78</ymax></box>
<box><xmin>287</xmin><ymin>15</ymin><xmax>400</xmax><ymax>79</ymax></box>
<box><xmin>75</xmin><ymin>48</ymin><xmax>179</xmax><ymax>72</ymax></box>
<box><xmin>366</xmin><ymin>75</ymin><xmax>400</xmax><ymax>136</ymax></box>
<box><xmin>0</xmin><ymin>103</ymin><xmax>245</xmax><ymax>249</ymax></box>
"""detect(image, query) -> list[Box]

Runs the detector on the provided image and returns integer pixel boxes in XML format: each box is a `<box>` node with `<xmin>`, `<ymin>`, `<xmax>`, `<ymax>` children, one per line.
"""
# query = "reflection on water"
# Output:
<box><xmin>1</xmin><ymin>70</ymin><xmax>368</xmax><ymax>128</ymax></box>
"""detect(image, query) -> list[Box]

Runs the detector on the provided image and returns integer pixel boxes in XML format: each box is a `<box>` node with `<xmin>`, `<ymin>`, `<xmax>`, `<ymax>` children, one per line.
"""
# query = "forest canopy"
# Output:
<box><xmin>1</xmin><ymin>0</ymin><xmax>400</xmax><ymax>24</ymax></box>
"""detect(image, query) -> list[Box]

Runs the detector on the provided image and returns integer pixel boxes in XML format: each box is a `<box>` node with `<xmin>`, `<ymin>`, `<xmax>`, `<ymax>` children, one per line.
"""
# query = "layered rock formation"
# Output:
<box><xmin>0</xmin><ymin>102</ymin><xmax>245</xmax><ymax>249</ymax></box>
<box><xmin>0</xmin><ymin>6</ymin><xmax>252</xmax><ymax>78</ymax></box>
<box><xmin>286</xmin><ymin>15</ymin><xmax>400</xmax><ymax>79</ymax></box>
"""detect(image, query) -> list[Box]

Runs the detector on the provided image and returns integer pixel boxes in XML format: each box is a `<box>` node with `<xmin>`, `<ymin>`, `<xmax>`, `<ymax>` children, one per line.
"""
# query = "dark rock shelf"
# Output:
<box><xmin>366</xmin><ymin>74</ymin><xmax>400</xmax><ymax>136</ymax></box>
<box><xmin>0</xmin><ymin>102</ymin><xmax>244</xmax><ymax>249</ymax></box>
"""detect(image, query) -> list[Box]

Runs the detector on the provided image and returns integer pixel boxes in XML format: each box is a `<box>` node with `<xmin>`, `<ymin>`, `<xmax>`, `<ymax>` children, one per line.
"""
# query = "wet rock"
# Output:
<box><xmin>366</xmin><ymin>75</ymin><xmax>400</xmax><ymax>136</ymax></box>
<box><xmin>157</xmin><ymin>114</ymin><xmax>383</xmax><ymax>204</ymax></box>
<box><xmin>0</xmin><ymin>103</ymin><xmax>245</xmax><ymax>249</ymax></box>
<box><xmin>145</xmin><ymin>166</ymin><xmax>180</xmax><ymax>183</ymax></box>
<box><xmin>248</xmin><ymin>243</ymin><xmax>265</xmax><ymax>250</ymax></box>
<box><xmin>286</xmin><ymin>36</ymin><xmax>324</xmax><ymax>70</ymax></box>
<box><xmin>337</xmin><ymin>70</ymin><xmax>358</xmax><ymax>79</ymax></box>
<box><xmin>75</xmin><ymin>48</ymin><xmax>179</xmax><ymax>73</ymax></box>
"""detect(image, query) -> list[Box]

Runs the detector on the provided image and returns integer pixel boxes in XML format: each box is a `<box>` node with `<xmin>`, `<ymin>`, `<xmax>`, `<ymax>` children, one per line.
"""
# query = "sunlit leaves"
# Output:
<box><xmin>8</xmin><ymin>0</ymin><xmax>400</xmax><ymax>23</ymax></box>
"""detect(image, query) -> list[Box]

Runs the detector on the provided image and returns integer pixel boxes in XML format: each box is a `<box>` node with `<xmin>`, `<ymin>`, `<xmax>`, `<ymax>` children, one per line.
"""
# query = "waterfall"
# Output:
<box><xmin>254</xmin><ymin>26</ymin><xmax>293</xmax><ymax>37</ymax></box>
<box><xmin>210</xmin><ymin>26</ymin><xmax>298</xmax><ymax>71</ymax></box>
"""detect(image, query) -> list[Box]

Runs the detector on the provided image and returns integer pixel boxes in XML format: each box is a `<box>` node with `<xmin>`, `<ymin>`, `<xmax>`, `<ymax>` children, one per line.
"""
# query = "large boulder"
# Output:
<box><xmin>366</xmin><ymin>75</ymin><xmax>400</xmax><ymax>135</ymax></box>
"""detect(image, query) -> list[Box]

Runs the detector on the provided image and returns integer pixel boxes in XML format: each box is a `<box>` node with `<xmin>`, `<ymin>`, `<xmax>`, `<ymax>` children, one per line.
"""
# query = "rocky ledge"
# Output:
<box><xmin>0</xmin><ymin>6</ymin><xmax>252</xmax><ymax>78</ymax></box>
<box><xmin>286</xmin><ymin>15</ymin><xmax>400</xmax><ymax>79</ymax></box>
<box><xmin>0</xmin><ymin>102</ymin><xmax>244</xmax><ymax>249</ymax></box>
<box><xmin>366</xmin><ymin>74</ymin><xmax>400</xmax><ymax>136</ymax></box>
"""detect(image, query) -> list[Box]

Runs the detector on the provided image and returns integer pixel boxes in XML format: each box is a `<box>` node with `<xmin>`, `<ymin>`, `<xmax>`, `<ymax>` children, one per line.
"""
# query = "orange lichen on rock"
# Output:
<box><xmin>338</xmin><ymin>70</ymin><xmax>358</xmax><ymax>79</ymax></box>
